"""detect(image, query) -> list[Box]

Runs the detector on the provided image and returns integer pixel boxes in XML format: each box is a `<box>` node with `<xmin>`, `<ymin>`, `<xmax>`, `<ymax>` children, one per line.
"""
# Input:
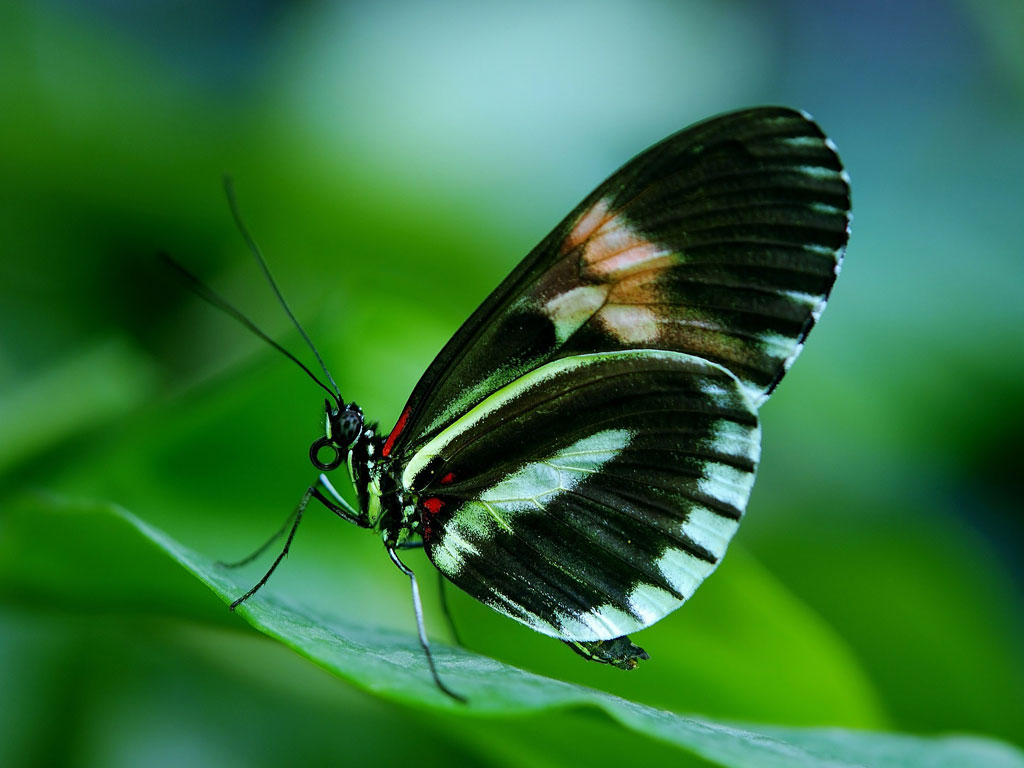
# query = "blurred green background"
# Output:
<box><xmin>2</xmin><ymin>0</ymin><xmax>1023</xmax><ymax>765</ymax></box>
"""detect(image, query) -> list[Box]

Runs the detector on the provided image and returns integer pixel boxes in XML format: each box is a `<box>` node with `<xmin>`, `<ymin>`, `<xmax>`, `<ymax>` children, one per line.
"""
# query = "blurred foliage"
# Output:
<box><xmin>5</xmin><ymin>497</ymin><xmax>1023</xmax><ymax>768</ymax></box>
<box><xmin>1</xmin><ymin>0</ymin><xmax>1023</xmax><ymax>766</ymax></box>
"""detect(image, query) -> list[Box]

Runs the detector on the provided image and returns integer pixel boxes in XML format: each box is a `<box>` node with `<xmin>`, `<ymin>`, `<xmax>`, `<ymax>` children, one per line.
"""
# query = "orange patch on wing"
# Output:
<box><xmin>587</xmin><ymin>242</ymin><xmax>673</xmax><ymax>280</ymax></box>
<box><xmin>552</xmin><ymin>196</ymin><xmax>681</xmax><ymax>347</ymax></box>
<box><xmin>608</xmin><ymin>273</ymin><xmax>663</xmax><ymax>305</ymax></box>
<box><xmin>563</xmin><ymin>198</ymin><xmax>616</xmax><ymax>253</ymax></box>
<box><xmin>597</xmin><ymin>259</ymin><xmax>671</xmax><ymax>345</ymax></box>
<box><xmin>570</xmin><ymin>210</ymin><xmax>674</xmax><ymax>282</ymax></box>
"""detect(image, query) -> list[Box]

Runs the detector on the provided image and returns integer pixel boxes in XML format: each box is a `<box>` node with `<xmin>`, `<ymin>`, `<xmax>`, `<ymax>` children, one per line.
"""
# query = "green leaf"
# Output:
<box><xmin>13</xmin><ymin>493</ymin><xmax>1023</xmax><ymax>768</ymax></box>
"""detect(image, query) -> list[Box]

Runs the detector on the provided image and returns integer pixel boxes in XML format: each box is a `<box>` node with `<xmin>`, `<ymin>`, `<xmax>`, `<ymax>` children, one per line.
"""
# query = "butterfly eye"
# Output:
<box><xmin>309</xmin><ymin>436</ymin><xmax>343</xmax><ymax>471</ymax></box>
<box><xmin>338</xmin><ymin>406</ymin><xmax>363</xmax><ymax>446</ymax></box>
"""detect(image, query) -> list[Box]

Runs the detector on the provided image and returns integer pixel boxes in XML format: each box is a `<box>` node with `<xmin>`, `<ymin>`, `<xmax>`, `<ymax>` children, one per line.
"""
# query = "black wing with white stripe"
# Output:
<box><xmin>404</xmin><ymin>350</ymin><xmax>759</xmax><ymax>640</ymax></box>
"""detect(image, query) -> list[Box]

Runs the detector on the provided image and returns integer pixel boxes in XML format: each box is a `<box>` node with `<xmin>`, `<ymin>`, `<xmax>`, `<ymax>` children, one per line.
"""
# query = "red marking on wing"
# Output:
<box><xmin>440</xmin><ymin>472</ymin><xmax>455</xmax><ymax>485</ymax></box>
<box><xmin>382</xmin><ymin>404</ymin><xmax>411</xmax><ymax>458</ymax></box>
<box><xmin>423</xmin><ymin>497</ymin><xmax>444</xmax><ymax>515</ymax></box>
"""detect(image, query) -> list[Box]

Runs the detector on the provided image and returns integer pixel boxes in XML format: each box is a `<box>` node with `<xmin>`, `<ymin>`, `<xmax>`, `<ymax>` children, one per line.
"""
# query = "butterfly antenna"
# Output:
<box><xmin>160</xmin><ymin>253</ymin><xmax>342</xmax><ymax>408</ymax></box>
<box><xmin>223</xmin><ymin>176</ymin><xmax>343</xmax><ymax>402</ymax></box>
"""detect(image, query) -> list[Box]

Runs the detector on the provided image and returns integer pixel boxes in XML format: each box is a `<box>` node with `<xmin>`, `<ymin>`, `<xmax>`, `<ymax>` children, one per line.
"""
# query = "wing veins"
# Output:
<box><xmin>439</xmin><ymin>394</ymin><xmax>753</xmax><ymax>474</ymax></box>
<box><xmin>518</xmin><ymin>487</ymin><xmax>686</xmax><ymax>600</ymax></box>
<box><xmin>559</xmin><ymin>482</ymin><xmax>718</xmax><ymax>569</ymax></box>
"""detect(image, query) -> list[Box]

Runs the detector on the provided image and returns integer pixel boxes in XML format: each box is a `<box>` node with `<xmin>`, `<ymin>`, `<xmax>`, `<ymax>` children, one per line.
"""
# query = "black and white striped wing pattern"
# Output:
<box><xmin>378</xmin><ymin>106</ymin><xmax>849</xmax><ymax>640</ymax></box>
<box><xmin>403</xmin><ymin>350</ymin><xmax>759</xmax><ymax>640</ymax></box>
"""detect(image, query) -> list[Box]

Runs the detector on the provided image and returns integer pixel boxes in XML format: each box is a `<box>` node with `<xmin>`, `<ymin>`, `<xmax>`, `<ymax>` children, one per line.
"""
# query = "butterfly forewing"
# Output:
<box><xmin>383</xmin><ymin>107</ymin><xmax>850</xmax><ymax>462</ymax></box>
<box><xmin>404</xmin><ymin>350</ymin><xmax>760</xmax><ymax>640</ymax></box>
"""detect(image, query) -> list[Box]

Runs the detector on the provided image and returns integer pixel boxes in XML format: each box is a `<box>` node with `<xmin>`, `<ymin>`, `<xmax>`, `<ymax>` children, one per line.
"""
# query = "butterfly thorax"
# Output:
<box><xmin>346</xmin><ymin>425</ymin><xmax>416</xmax><ymax>546</ymax></box>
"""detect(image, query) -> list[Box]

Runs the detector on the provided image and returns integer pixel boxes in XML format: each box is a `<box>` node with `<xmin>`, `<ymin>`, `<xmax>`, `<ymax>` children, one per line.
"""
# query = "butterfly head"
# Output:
<box><xmin>309</xmin><ymin>398</ymin><xmax>364</xmax><ymax>471</ymax></box>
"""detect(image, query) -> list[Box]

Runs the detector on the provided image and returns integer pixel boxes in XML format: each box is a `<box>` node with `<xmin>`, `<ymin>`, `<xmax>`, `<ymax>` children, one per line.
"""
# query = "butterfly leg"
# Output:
<box><xmin>219</xmin><ymin>475</ymin><xmax>360</xmax><ymax>570</ymax></box>
<box><xmin>386</xmin><ymin>547</ymin><xmax>466</xmax><ymax>703</ymax></box>
<box><xmin>314</xmin><ymin>473</ymin><xmax>362</xmax><ymax>522</ymax></box>
<box><xmin>227</xmin><ymin>486</ymin><xmax>313</xmax><ymax>610</ymax></box>
<box><xmin>217</xmin><ymin>506</ymin><xmax>299</xmax><ymax>569</ymax></box>
<box><xmin>564</xmin><ymin>636</ymin><xmax>650</xmax><ymax>670</ymax></box>
<box><xmin>224</xmin><ymin>476</ymin><xmax>366</xmax><ymax>610</ymax></box>
<box><xmin>390</xmin><ymin>543</ymin><xmax>463</xmax><ymax>646</ymax></box>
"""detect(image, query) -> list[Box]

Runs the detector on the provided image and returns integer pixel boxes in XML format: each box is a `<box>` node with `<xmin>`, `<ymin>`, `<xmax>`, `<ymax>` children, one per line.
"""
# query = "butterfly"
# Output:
<box><xmin>172</xmin><ymin>106</ymin><xmax>850</xmax><ymax>701</ymax></box>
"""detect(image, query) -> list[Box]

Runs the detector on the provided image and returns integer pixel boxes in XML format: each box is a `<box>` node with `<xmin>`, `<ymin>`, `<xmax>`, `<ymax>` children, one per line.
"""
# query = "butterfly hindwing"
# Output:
<box><xmin>404</xmin><ymin>350</ymin><xmax>760</xmax><ymax>640</ymax></box>
<box><xmin>383</xmin><ymin>107</ymin><xmax>850</xmax><ymax>463</ymax></box>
